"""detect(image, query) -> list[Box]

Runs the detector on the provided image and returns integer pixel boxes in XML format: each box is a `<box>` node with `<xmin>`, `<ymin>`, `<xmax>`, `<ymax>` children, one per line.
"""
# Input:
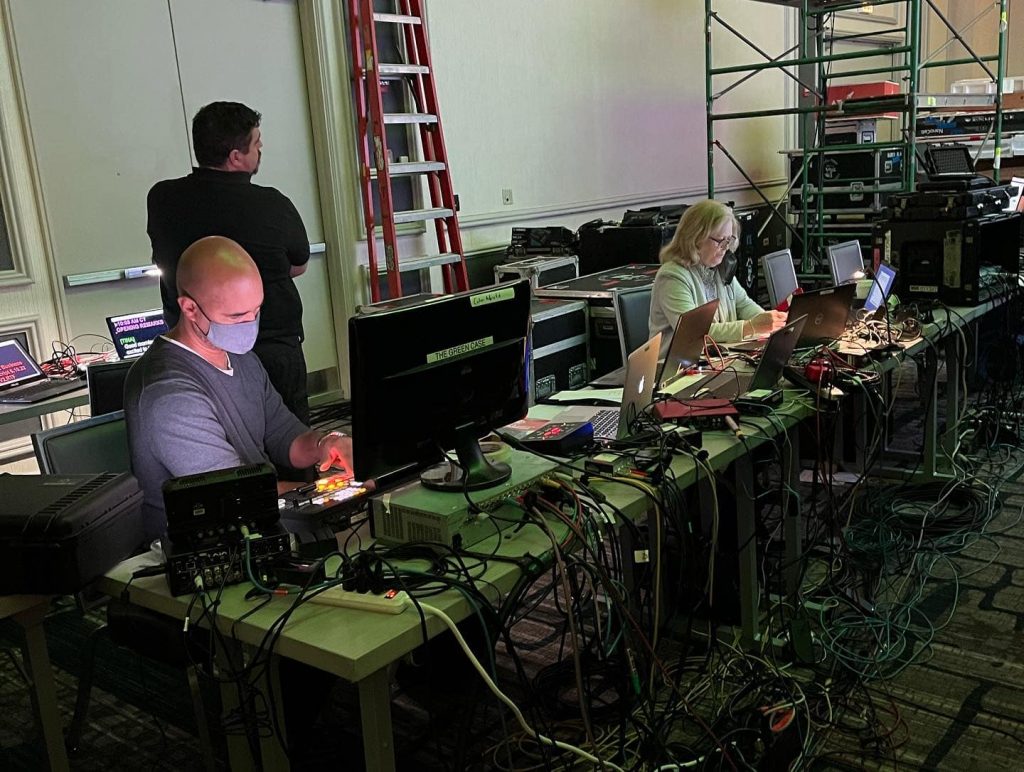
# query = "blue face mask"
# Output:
<box><xmin>187</xmin><ymin>295</ymin><xmax>260</xmax><ymax>355</ymax></box>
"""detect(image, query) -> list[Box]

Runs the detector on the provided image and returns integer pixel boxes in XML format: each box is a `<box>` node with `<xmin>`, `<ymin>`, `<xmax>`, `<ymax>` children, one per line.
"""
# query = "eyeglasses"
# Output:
<box><xmin>708</xmin><ymin>235</ymin><xmax>737</xmax><ymax>250</ymax></box>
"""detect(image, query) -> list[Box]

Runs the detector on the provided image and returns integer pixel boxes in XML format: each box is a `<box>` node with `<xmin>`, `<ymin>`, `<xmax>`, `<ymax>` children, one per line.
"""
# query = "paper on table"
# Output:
<box><xmin>544</xmin><ymin>388</ymin><xmax>623</xmax><ymax>404</ymax></box>
<box><xmin>658</xmin><ymin>373</ymin><xmax>707</xmax><ymax>396</ymax></box>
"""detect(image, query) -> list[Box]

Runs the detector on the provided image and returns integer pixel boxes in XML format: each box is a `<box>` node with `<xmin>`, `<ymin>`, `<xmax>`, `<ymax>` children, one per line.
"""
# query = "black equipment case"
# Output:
<box><xmin>0</xmin><ymin>472</ymin><xmax>143</xmax><ymax>594</ymax></box>
<box><xmin>528</xmin><ymin>299</ymin><xmax>589</xmax><ymax>404</ymax></box>
<box><xmin>886</xmin><ymin>185</ymin><xmax>1015</xmax><ymax>221</ymax></box>
<box><xmin>535</xmin><ymin>264</ymin><xmax>660</xmax><ymax>376</ymax></box>
<box><xmin>874</xmin><ymin>211</ymin><xmax>1022</xmax><ymax>305</ymax></box>
<box><xmin>576</xmin><ymin>224</ymin><xmax>669</xmax><ymax>275</ymax></box>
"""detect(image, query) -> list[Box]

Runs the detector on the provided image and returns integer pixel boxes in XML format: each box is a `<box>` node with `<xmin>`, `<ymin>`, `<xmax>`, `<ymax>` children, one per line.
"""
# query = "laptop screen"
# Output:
<box><xmin>0</xmin><ymin>339</ymin><xmax>45</xmax><ymax>388</ymax></box>
<box><xmin>864</xmin><ymin>264</ymin><xmax>897</xmax><ymax>312</ymax></box>
<box><xmin>105</xmin><ymin>309</ymin><xmax>168</xmax><ymax>359</ymax></box>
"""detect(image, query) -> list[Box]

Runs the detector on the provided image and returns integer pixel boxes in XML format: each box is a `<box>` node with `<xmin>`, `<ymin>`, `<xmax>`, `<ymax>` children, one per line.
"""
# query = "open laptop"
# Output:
<box><xmin>786</xmin><ymin>283</ymin><xmax>856</xmax><ymax>346</ymax></box>
<box><xmin>671</xmin><ymin>316</ymin><xmax>807</xmax><ymax>401</ymax></box>
<box><xmin>105</xmin><ymin>309</ymin><xmax>168</xmax><ymax>360</ymax></box>
<box><xmin>0</xmin><ymin>339</ymin><xmax>85</xmax><ymax>404</ymax></box>
<box><xmin>553</xmin><ymin>332</ymin><xmax>661</xmax><ymax>440</ymax></box>
<box><xmin>659</xmin><ymin>299</ymin><xmax>720</xmax><ymax>387</ymax></box>
<box><xmin>864</xmin><ymin>263</ymin><xmax>897</xmax><ymax>313</ymax></box>
<box><xmin>591</xmin><ymin>300</ymin><xmax>719</xmax><ymax>389</ymax></box>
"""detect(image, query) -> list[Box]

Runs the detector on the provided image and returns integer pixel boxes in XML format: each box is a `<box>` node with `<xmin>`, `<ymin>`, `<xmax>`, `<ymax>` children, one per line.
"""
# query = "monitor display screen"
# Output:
<box><xmin>761</xmin><ymin>249</ymin><xmax>799</xmax><ymax>308</ymax></box>
<box><xmin>827</xmin><ymin>241</ymin><xmax>865</xmax><ymax>285</ymax></box>
<box><xmin>349</xmin><ymin>281</ymin><xmax>532</xmax><ymax>491</ymax></box>
<box><xmin>105</xmin><ymin>309</ymin><xmax>168</xmax><ymax>359</ymax></box>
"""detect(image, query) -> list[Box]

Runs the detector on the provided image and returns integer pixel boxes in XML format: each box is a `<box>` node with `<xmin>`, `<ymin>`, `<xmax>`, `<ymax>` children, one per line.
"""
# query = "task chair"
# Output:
<box><xmin>31</xmin><ymin>412</ymin><xmax>214</xmax><ymax>769</ymax></box>
<box><xmin>614</xmin><ymin>286</ymin><xmax>654</xmax><ymax>363</ymax></box>
<box><xmin>85</xmin><ymin>359</ymin><xmax>134</xmax><ymax>416</ymax></box>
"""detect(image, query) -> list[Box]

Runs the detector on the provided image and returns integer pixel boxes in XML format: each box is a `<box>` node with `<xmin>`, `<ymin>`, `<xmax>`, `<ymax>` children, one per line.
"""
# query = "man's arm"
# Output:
<box><xmin>281</xmin><ymin>194</ymin><xmax>311</xmax><ymax>270</ymax></box>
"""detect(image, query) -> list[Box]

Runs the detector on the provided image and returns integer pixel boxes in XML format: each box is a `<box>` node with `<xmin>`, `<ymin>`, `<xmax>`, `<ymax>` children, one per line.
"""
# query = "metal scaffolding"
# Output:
<box><xmin>706</xmin><ymin>0</ymin><xmax>1010</xmax><ymax>273</ymax></box>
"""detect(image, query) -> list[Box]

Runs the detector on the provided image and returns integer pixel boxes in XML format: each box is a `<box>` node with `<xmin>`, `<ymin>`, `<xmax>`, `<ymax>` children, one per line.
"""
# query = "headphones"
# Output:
<box><xmin>718</xmin><ymin>250</ymin><xmax>738</xmax><ymax>285</ymax></box>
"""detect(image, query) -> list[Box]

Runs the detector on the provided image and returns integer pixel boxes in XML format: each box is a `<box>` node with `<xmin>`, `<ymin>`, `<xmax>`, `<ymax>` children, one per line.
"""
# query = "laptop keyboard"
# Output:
<box><xmin>0</xmin><ymin>379</ymin><xmax>80</xmax><ymax>403</ymax></box>
<box><xmin>590</xmin><ymin>409</ymin><xmax>620</xmax><ymax>439</ymax></box>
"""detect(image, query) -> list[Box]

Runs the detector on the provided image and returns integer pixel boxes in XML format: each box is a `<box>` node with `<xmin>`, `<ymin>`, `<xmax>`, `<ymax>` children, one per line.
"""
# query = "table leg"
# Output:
<box><xmin>922</xmin><ymin>348</ymin><xmax>940</xmax><ymax>479</ymax></box>
<box><xmin>359</xmin><ymin>666</ymin><xmax>396</xmax><ymax>772</ymax></box>
<box><xmin>941</xmin><ymin>333</ymin><xmax>963</xmax><ymax>465</ymax></box>
<box><xmin>782</xmin><ymin>427</ymin><xmax>802</xmax><ymax>600</ymax></box>
<box><xmin>733</xmin><ymin>454</ymin><xmax>758</xmax><ymax>647</ymax></box>
<box><xmin>15</xmin><ymin>603</ymin><xmax>70</xmax><ymax>772</ymax></box>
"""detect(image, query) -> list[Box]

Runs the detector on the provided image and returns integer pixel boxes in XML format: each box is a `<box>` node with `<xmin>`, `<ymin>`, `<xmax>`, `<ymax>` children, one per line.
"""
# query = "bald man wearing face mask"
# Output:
<box><xmin>123</xmin><ymin>236</ymin><xmax>351</xmax><ymax>541</ymax></box>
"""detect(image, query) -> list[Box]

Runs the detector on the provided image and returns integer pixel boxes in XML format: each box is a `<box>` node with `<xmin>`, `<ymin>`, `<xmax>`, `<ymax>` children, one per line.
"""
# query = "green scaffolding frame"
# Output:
<box><xmin>706</xmin><ymin>0</ymin><xmax>1010</xmax><ymax>273</ymax></box>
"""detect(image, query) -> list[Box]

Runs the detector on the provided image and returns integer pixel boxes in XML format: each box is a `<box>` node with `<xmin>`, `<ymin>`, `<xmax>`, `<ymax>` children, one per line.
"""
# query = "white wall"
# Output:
<box><xmin>366</xmin><ymin>0</ymin><xmax>791</xmax><ymax>263</ymax></box>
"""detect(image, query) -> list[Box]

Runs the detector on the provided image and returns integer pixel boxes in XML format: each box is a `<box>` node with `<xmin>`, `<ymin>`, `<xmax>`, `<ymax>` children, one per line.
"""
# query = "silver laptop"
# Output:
<box><xmin>0</xmin><ymin>339</ymin><xmax>85</xmax><ymax>404</ymax></box>
<box><xmin>554</xmin><ymin>332</ymin><xmax>662</xmax><ymax>440</ymax></box>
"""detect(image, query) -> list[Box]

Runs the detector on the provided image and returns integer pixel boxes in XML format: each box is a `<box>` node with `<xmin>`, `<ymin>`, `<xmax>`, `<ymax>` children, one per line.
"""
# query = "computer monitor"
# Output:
<box><xmin>87</xmin><ymin>359</ymin><xmax>135</xmax><ymax>416</ymax></box>
<box><xmin>864</xmin><ymin>263</ymin><xmax>897</xmax><ymax>313</ymax></box>
<box><xmin>760</xmin><ymin>248</ymin><xmax>799</xmax><ymax>308</ymax></box>
<box><xmin>349</xmin><ymin>280</ymin><xmax>532</xmax><ymax>492</ymax></box>
<box><xmin>105</xmin><ymin>309</ymin><xmax>168</xmax><ymax>360</ymax></box>
<box><xmin>827</xmin><ymin>241</ymin><xmax>865</xmax><ymax>285</ymax></box>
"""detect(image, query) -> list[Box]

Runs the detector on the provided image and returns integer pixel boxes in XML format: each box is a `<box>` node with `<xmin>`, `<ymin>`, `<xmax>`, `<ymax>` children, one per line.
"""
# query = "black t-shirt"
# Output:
<box><xmin>147</xmin><ymin>167</ymin><xmax>310</xmax><ymax>341</ymax></box>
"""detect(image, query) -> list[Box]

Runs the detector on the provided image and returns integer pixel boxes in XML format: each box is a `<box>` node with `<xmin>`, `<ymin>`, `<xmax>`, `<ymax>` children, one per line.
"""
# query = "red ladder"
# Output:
<box><xmin>347</xmin><ymin>0</ymin><xmax>469</xmax><ymax>302</ymax></box>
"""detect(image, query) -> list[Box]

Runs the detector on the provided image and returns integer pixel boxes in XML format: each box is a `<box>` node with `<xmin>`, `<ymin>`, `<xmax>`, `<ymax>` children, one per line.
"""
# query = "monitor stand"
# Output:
<box><xmin>420</xmin><ymin>434</ymin><xmax>511</xmax><ymax>492</ymax></box>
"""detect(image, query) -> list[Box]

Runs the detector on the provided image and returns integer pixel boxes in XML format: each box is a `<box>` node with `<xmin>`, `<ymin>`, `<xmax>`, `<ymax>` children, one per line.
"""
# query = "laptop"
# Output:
<box><xmin>659</xmin><ymin>299</ymin><xmax>720</xmax><ymax>387</ymax></box>
<box><xmin>786</xmin><ymin>283</ymin><xmax>856</xmax><ymax>346</ymax></box>
<box><xmin>553</xmin><ymin>332</ymin><xmax>662</xmax><ymax>441</ymax></box>
<box><xmin>105</xmin><ymin>309</ymin><xmax>168</xmax><ymax>360</ymax></box>
<box><xmin>0</xmin><ymin>339</ymin><xmax>86</xmax><ymax>404</ymax></box>
<box><xmin>672</xmin><ymin>316</ymin><xmax>807</xmax><ymax>401</ymax></box>
<box><xmin>591</xmin><ymin>300</ymin><xmax>719</xmax><ymax>389</ymax></box>
<box><xmin>864</xmin><ymin>263</ymin><xmax>897</xmax><ymax>313</ymax></box>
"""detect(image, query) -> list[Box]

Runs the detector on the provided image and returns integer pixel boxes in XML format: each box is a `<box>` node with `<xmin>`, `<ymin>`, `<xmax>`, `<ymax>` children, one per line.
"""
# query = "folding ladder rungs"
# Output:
<box><xmin>370</xmin><ymin>161</ymin><xmax>446</xmax><ymax>178</ymax></box>
<box><xmin>392</xmin><ymin>207</ymin><xmax>454</xmax><ymax>224</ymax></box>
<box><xmin>378</xmin><ymin>64</ymin><xmax>430</xmax><ymax>77</ymax></box>
<box><xmin>373</xmin><ymin>12</ymin><xmax>421</xmax><ymax>25</ymax></box>
<box><xmin>352</xmin><ymin>0</ymin><xmax>468</xmax><ymax>300</ymax></box>
<box><xmin>392</xmin><ymin>253</ymin><xmax>462</xmax><ymax>273</ymax></box>
<box><xmin>383</xmin><ymin>113</ymin><xmax>438</xmax><ymax>125</ymax></box>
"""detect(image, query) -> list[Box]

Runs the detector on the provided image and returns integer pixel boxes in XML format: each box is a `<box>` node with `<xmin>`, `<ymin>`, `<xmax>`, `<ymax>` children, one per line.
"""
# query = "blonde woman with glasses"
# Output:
<box><xmin>649</xmin><ymin>200</ymin><xmax>786</xmax><ymax>351</ymax></box>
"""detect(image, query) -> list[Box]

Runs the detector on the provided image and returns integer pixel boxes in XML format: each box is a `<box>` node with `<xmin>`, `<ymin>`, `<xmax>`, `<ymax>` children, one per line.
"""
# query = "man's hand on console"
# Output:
<box><xmin>317</xmin><ymin>431</ymin><xmax>354</xmax><ymax>476</ymax></box>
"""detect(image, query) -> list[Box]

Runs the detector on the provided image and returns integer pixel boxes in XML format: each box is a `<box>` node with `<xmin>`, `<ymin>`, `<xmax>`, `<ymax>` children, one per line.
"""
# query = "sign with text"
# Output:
<box><xmin>105</xmin><ymin>309</ymin><xmax>168</xmax><ymax>359</ymax></box>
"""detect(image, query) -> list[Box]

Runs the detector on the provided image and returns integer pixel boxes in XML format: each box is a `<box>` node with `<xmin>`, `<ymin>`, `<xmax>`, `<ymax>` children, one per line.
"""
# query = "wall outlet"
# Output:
<box><xmin>501</xmin><ymin>188</ymin><xmax>514</xmax><ymax>206</ymax></box>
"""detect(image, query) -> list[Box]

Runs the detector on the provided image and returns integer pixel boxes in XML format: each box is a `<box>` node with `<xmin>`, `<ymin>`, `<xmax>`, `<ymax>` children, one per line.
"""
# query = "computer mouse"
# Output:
<box><xmin>693</xmin><ymin>387</ymin><xmax>713</xmax><ymax>399</ymax></box>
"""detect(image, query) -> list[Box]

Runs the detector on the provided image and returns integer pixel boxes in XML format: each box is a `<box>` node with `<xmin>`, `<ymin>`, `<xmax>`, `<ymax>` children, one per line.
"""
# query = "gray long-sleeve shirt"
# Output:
<box><xmin>123</xmin><ymin>336</ymin><xmax>307</xmax><ymax>540</ymax></box>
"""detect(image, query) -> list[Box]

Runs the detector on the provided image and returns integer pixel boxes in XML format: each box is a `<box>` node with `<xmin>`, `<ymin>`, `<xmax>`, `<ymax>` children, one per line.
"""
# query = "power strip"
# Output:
<box><xmin>308</xmin><ymin>586</ymin><xmax>410</xmax><ymax>614</ymax></box>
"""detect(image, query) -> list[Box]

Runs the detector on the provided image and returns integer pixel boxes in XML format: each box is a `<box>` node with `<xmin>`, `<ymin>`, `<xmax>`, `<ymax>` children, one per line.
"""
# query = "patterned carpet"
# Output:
<box><xmin>808</xmin><ymin>470</ymin><xmax>1024</xmax><ymax>771</ymax></box>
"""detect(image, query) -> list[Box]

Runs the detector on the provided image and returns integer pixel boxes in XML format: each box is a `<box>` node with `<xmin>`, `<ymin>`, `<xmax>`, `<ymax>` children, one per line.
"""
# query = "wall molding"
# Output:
<box><xmin>457</xmin><ymin>177</ymin><xmax>790</xmax><ymax>230</ymax></box>
<box><xmin>0</xmin><ymin>0</ymin><xmax>69</xmax><ymax>334</ymax></box>
<box><xmin>297</xmin><ymin>0</ymin><xmax>364</xmax><ymax>398</ymax></box>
